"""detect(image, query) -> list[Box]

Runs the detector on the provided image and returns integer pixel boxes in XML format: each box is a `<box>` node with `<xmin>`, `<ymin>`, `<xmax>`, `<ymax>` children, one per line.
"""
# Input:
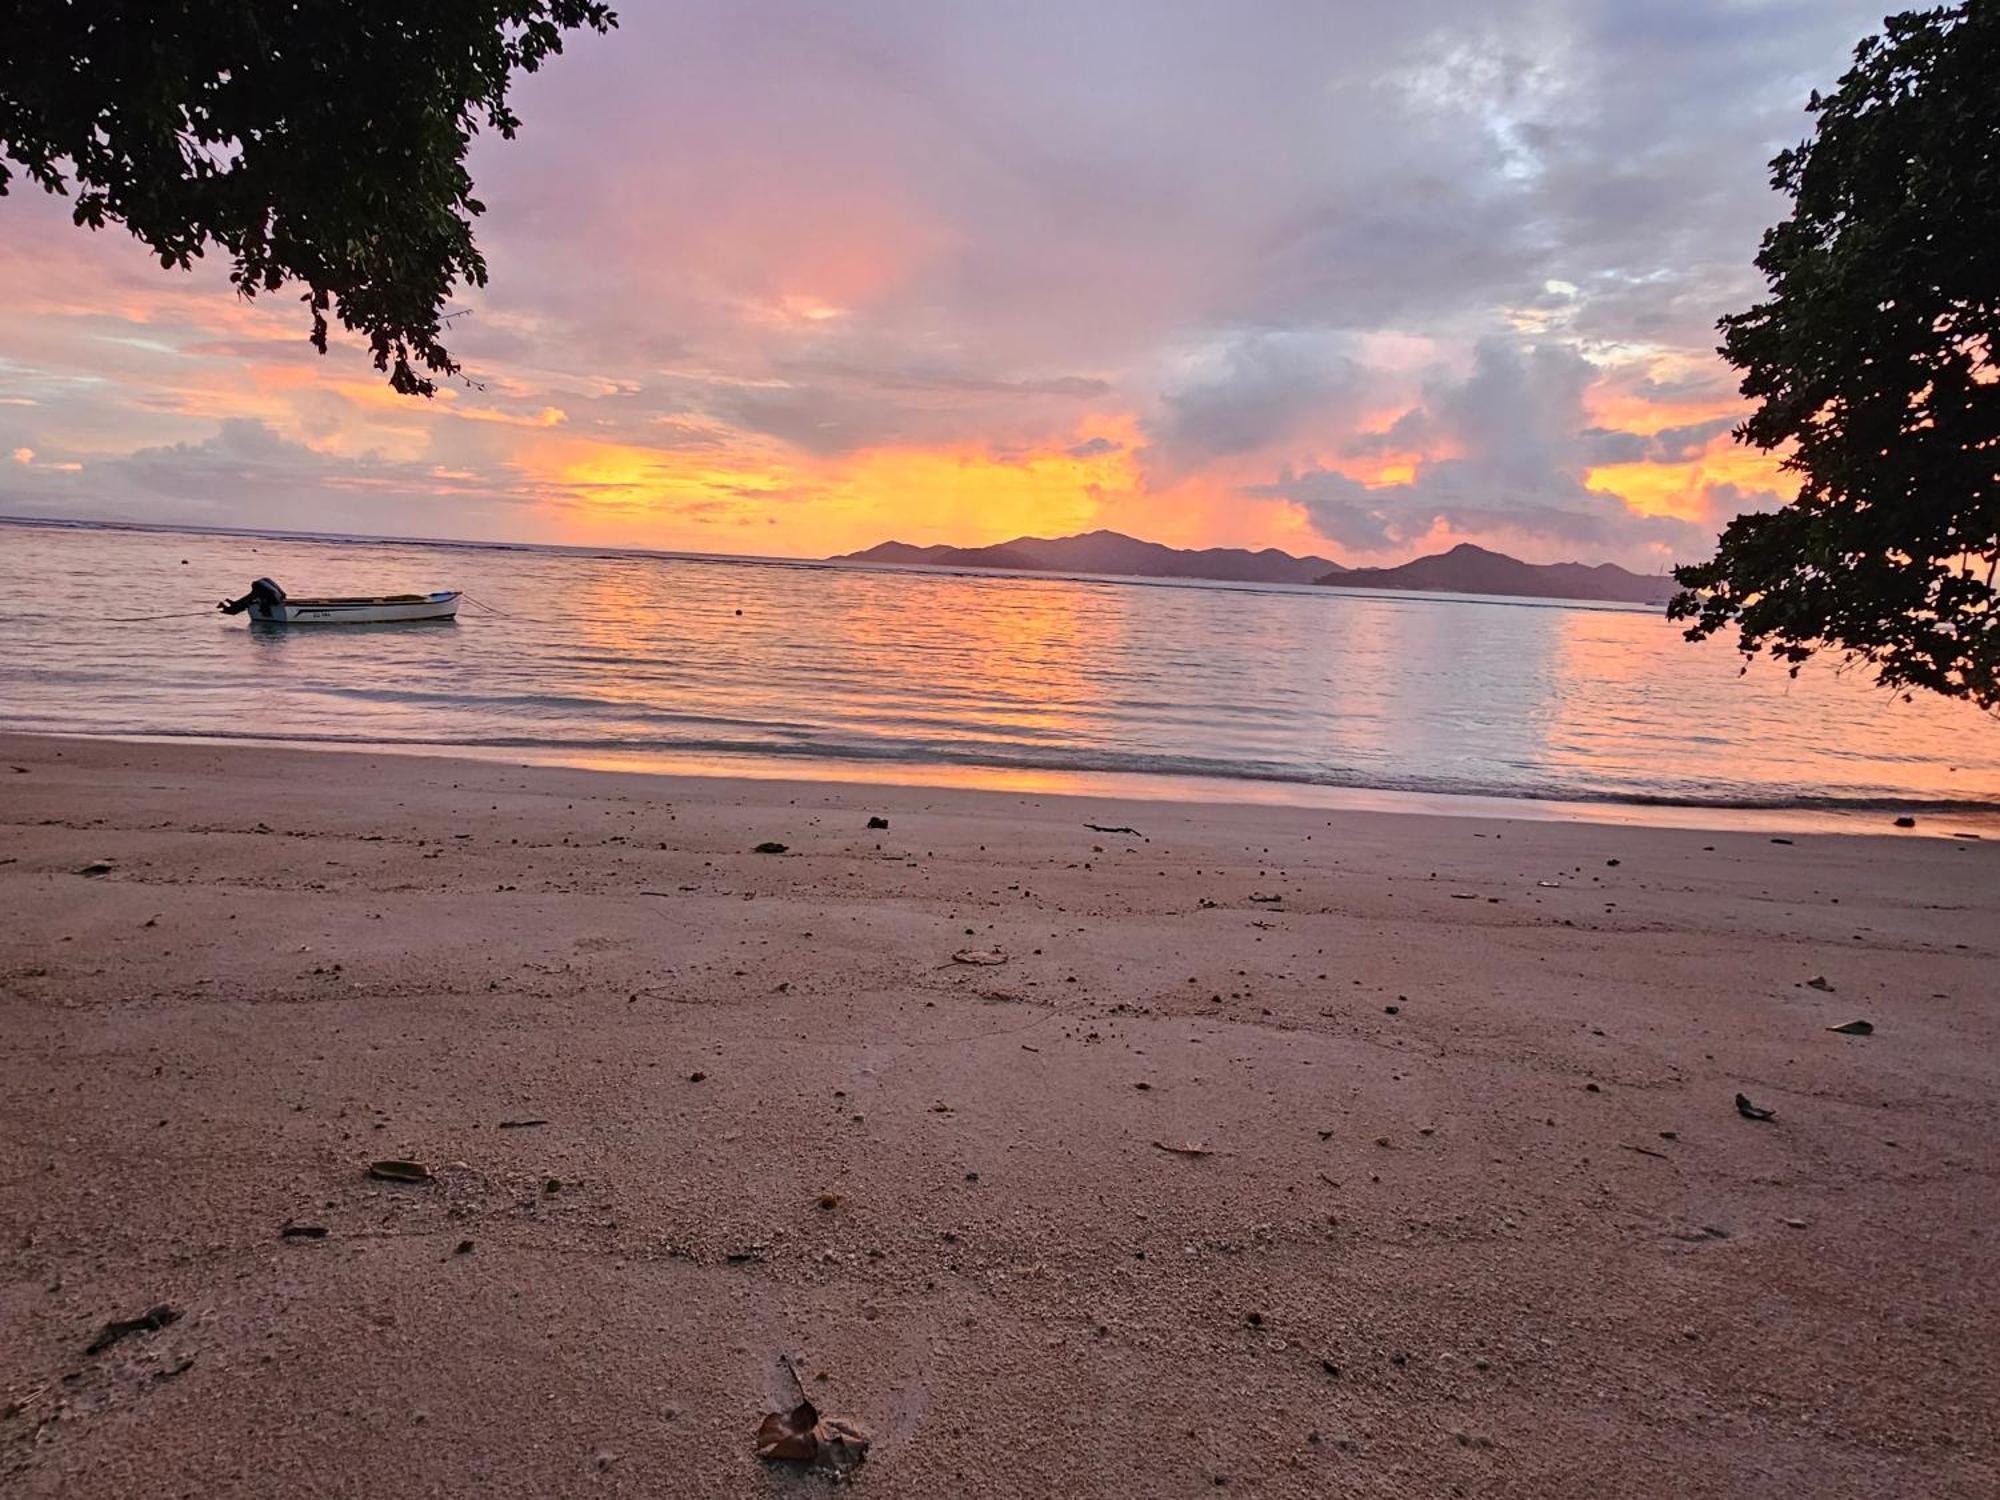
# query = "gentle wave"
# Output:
<box><xmin>12</xmin><ymin>721</ymin><xmax>1998</xmax><ymax>815</ymax></box>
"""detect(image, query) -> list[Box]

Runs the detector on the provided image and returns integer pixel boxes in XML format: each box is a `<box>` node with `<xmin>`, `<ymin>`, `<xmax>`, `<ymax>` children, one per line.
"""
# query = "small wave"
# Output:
<box><xmin>31</xmin><ymin>723</ymin><xmax>2000</xmax><ymax>816</ymax></box>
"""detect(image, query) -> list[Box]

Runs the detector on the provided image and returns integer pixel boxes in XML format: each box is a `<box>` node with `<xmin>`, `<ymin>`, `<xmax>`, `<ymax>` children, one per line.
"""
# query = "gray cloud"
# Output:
<box><xmin>1146</xmin><ymin>332</ymin><xmax>1364</xmax><ymax>473</ymax></box>
<box><xmin>2</xmin><ymin>419</ymin><xmax>541</xmax><ymax>535</ymax></box>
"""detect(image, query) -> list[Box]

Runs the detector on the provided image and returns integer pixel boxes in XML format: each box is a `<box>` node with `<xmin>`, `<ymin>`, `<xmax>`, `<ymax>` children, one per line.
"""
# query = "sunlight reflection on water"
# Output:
<box><xmin>3</xmin><ymin>521</ymin><xmax>1994</xmax><ymax>812</ymax></box>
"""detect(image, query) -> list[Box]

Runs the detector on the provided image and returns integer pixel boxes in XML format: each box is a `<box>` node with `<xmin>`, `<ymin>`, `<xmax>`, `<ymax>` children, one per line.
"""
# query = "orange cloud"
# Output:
<box><xmin>1587</xmin><ymin>432</ymin><xmax>1788</xmax><ymax>521</ymax></box>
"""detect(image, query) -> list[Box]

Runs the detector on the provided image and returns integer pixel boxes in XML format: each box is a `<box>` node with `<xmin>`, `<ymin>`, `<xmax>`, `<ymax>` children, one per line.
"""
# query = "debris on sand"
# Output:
<box><xmin>1152</xmin><ymin>1140</ymin><xmax>1219</xmax><ymax>1157</ymax></box>
<box><xmin>79</xmin><ymin>861</ymin><xmax>113</xmax><ymax>876</ymax></box>
<box><xmin>1805</xmin><ymin>976</ymin><xmax>1834</xmax><ymax>992</ymax></box>
<box><xmin>1827</xmin><ymin>1019</ymin><xmax>1874</xmax><ymax>1036</ymax></box>
<box><xmin>1734</xmin><ymin>1093</ymin><xmax>1777</xmax><ymax>1122</ymax></box>
<box><xmin>951</xmin><ymin>948</ymin><xmax>1008</xmax><ymax>966</ymax></box>
<box><xmin>753</xmin><ymin>842</ymin><xmax>788</xmax><ymax>854</ymax></box>
<box><xmin>755</xmin><ymin>1358</ymin><xmax>871</xmax><ymax>1473</ymax></box>
<box><xmin>86</xmin><ymin>1304</ymin><xmax>181</xmax><ymax>1356</ymax></box>
<box><xmin>1894</xmin><ymin>816</ymin><xmax>1916</xmax><ymax>828</ymax></box>
<box><xmin>278</xmin><ymin>1223</ymin><xmax>328</xmax><ymax>1240</ymax></box>
<box><xmin>366</xmin><ymin>1159</ymin><xmax>433</xmax><ymax>1183</ymax></box>
<box><xmin>755</xmin><ymin>1400</ymin><xmax>871</xmax><ymax>1471</ymax></box>
<box><xmin>497</xmin><ymin>1118</ymin><xmax>548</xmax><ymax>1129</ymax></box>
<box><xmin>866</xmin><ymin>816</ymin><xmax>889</xmax><ymax>830</ymax></box>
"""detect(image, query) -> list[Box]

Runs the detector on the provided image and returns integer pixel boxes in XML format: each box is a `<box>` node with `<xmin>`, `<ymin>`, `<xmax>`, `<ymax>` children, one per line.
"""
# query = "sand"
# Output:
<box><xmin>1</xmin><ymin>733</ymin><xmax>1995</xmax><ymax>1497</ymax></box>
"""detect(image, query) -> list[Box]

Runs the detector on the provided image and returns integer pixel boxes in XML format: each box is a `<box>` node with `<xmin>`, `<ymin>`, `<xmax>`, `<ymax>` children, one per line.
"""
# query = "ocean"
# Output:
<box><xmin>3</xmin><ymin>518</ymin><xmax>1994</xmax><ymax>816</ymax></box>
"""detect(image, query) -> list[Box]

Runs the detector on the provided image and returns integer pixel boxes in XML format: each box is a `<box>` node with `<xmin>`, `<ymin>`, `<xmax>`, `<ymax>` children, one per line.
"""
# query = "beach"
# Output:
<box><xmin>2</xmin><ymin>732</ymin><xmax>1995</xmax><ymax>1497</ymax></box>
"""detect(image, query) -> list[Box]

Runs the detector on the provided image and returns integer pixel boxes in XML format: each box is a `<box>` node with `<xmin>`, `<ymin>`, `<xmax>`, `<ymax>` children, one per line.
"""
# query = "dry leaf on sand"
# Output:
<box><xmin>951</xmin><ymin>948</ymin><xmax>1007</xmax><ymax>966</ymax></box>
<box><xmin>754</xmin><ymin>1398</ymin><xmax>872</xmax><ymax>1472</ymax></box>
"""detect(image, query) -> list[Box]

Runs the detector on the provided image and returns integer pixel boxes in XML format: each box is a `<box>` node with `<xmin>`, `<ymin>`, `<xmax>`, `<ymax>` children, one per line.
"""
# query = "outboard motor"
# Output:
<box><xmin>218</xmin><ymin>577</ymin><xmax>286</xmax><ymax>618</ymax></box>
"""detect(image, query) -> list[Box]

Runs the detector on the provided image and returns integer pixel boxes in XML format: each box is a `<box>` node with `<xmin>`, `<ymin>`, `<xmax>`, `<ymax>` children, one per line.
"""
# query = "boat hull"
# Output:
<box><xmin>247</xmin><ymin>592</ymin><xmax>461</xmax><ymax>624</ymax></box>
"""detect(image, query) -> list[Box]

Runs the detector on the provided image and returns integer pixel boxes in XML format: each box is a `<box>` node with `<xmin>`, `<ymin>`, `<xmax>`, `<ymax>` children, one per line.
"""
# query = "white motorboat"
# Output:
<box><xmin>218</xmin><ymin>577</ymin><xmax>460</xmax><ymax>624</ymax></box>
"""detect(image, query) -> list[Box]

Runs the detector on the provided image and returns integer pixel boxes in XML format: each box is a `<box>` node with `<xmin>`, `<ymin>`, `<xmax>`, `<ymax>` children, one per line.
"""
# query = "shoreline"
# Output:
<box><xmin>3</xmin><ymin>732</ymin><xmax>1995</xmax><ymax>1496</ymax></box>
<box><xmin>14</xmin><ymin>728</ymin><xmax>1999</xmax><ymax>836</ymax></box>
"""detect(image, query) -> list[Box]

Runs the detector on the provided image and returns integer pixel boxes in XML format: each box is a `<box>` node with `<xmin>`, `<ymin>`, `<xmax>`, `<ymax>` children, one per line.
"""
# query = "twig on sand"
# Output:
<box><xmin>949</xmin><ymin>948</ymin><xmax>1008</xmax><ymax>966</ymax></box>
<box><xmin>1152</xmin><ymin>1140</ymin><xmax>1223</xmax><ymax>1157</ymax></box>
<box><xmin>1619</xmin><ymin>1142</ymin><xmax>1671</xmax><ymax>1160</ymax></box>
<box><xmin>1085</xmin><ymin>823</ymin><xmax>1141</xmax><ymax>836</ymax></box>
<box><xmin>778</xmin><ymin>1352</ymin><xmax>811</xmax><ymax>1407</ymax></box>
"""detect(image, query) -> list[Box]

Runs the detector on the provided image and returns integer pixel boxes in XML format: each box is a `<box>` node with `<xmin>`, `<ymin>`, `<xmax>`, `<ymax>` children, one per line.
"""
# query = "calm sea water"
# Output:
<box><xmin>2</xmin><ymin>520</ymin><xmax>1995</xmax><ymax>812</ymax></box>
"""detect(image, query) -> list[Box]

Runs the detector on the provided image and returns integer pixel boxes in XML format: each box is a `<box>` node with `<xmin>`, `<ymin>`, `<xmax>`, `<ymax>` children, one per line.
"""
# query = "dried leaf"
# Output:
<box><xmin>1152</xmin><ymin>1140</ymin><xmax>1217</xmax><ymax>1157</ymax></box>
<box><xmin>753</xmin><ymin>841</ymin><xmax>788</xmax><ymax>854</ymax></box>
<box><xmin>754</xmin><ymin>1398</ymin><xmax>871</xmax><ymax>1471</ymax></box>
<box><xmin>755</xmin><ymin>1400</ymin><xmax>822</xmax><ymax>1462</ymax></box>
<box><xmin>1805</xmin><ymin>975</ymin><xmax>1834</xmax><ymax>992</ymax></box>
<box><xmin>1827</xmin><ymin>1019</ymin><xmax>1874</xmax><ymax>1036</ymax></box>
<box><xmin>814</xmin><ymin>1412</ymin><xmax>872</xmax><ymax>1471</ymax></box>
<box><xmin>951</xmin><ymin>948</ymin><xmax>1007</xmax><ymax>965</ymax></box>
<box><xmin>366</xmin><ymin>1159</ymin><xmax>432</xmax><ymax>1183</ymax></box>
<box><xmin>1734</xmin><ymin>1092</ymin><xmax>1776</xmax><ymax>1122</ymax></box>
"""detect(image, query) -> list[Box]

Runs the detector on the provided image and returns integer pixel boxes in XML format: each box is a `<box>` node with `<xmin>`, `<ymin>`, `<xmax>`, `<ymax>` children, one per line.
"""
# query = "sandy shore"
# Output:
<box><xmin>1</xmin><ymin>734</ymin><xmax>1995</xmax><ymax>1497</ymax></box>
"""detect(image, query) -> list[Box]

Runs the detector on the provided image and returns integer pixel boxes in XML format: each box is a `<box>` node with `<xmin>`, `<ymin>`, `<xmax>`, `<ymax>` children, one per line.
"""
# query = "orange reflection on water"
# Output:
<box><xmin>1546</xmin><ymin>609</ymin><xmax>1992</xmax><ymax>806</ymax></box>
<box><xmin>815</xmin><ymin>568</ymin><xmax>1122</xmax><ymax>744</ymax></box>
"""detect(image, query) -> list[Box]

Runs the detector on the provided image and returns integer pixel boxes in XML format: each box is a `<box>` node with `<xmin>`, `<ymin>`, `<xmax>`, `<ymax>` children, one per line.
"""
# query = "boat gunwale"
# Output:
<box><xmin>272</xmin><ymin>591</ymin><xmax>460</xmax><ymax>607</ymax></box>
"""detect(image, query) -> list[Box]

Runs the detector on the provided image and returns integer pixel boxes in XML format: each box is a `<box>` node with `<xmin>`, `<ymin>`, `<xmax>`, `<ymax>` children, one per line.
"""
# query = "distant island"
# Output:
<box><xmin>1313</xmin><ymin>542</ymin><xmax>1675</xmax><ymax>605</ymax></box>
<box><xmin>836</xmin><ymin>529</ymin><xmax>1343</xmax><ymax>585</ymax></box>
<box><xmin>835</xmin><ymin>529</ymin><xmax>1675</xmax><ymax>604</ymax></box>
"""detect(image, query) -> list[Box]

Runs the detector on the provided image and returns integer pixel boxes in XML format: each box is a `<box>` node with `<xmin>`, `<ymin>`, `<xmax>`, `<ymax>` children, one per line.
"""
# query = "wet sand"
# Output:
<box><xmin>1</xmin><ymin>733</ymin><xmax>1995</xmax><ymax>1497</ymax></box>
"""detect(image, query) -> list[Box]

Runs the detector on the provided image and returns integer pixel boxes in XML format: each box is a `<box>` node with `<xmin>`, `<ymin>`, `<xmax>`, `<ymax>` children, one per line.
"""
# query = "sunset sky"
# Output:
<box><xmin>0</xmin><ymin>1</ymin><xmax>1881</xmax><ymax>569</ymax></box>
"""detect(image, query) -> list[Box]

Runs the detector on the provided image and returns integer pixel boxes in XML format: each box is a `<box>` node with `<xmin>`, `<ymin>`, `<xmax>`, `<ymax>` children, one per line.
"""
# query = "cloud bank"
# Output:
<box><xmin>0</xmin><ymin>0</ymin><xmax>1874</xmax><ymax>566</ymax></box>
